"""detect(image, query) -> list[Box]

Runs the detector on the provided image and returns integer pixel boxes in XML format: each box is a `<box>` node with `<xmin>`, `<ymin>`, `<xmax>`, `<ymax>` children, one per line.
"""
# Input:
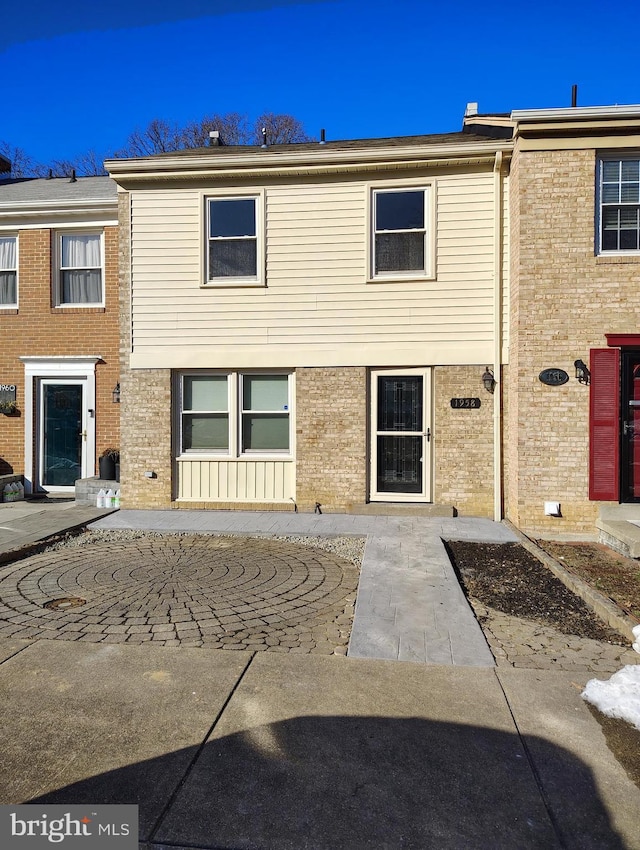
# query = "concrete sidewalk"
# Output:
<box><xmin>0</xmin><ymin>638</ymin><xmax>638</xmax><ymax>849</ymax></box>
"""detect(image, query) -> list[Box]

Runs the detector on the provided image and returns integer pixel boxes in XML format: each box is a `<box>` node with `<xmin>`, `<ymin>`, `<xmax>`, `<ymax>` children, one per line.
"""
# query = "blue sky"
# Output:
<box><xmin>3</xmin><ymin>0</ymin><xmax>640</xmax><ymax>164</ymax></box>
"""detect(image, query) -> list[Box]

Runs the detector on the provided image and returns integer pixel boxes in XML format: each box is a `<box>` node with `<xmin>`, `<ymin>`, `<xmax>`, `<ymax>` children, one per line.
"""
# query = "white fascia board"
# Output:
<box><xmin>512</xmin><ymin>105</ymin><xmax>640</xmax><ymax>122</ymax></box>
<box><xmin>105</xmin><ymin>140</ymin><xmax>513</xmax><ymax>183</ymax></box>
<box><xmin>0</xmin><ymin>200</ymin><xmax>117</xmax><ymax>229</ymax></box>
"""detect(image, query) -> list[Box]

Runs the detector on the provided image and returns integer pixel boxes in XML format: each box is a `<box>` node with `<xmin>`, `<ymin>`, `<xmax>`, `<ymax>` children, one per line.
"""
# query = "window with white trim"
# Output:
<box><xmin>0</xmin><ymin>235</ymin><xmax>17</xmax><ymax>307</ymax></box>
<box><xmin>372</xmin><ymin>188</ymin><xmax>430</xmax><ymax>278</ymax></box>
<box><xmin>56</xmin><ymin>232</ymin><xmax>103</xmax><ymax>305</ymax></box>
<box><xmin>598</xmin><ymin>157</ymin><xmax>640</xmax><ymax>253</ymax></box>
<box><xmin>206</xmin><ymin>196</ymin><xmax>261</xmax><ymax>283</ymax></box>
<box><xmin>180</xmin><ymin>372</ymin><xmax>291</xmax><ymax>455</ymax></box>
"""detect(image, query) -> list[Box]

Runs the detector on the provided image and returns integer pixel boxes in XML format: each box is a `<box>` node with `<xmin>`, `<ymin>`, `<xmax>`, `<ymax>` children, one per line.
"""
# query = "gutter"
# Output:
<box><xmin>105</xmin><ymin>141</ymin><xmax>514</xmax><ymax>183</ymax></box>
<box><xmin>493</xmin><ymin>151</ymin><xmax>504</xmax><ymax>522</ymax></box>
<box><xmin>511</xmin><ymin>104</ymin><xmax>640</xmax><ymax>122</ymax></box>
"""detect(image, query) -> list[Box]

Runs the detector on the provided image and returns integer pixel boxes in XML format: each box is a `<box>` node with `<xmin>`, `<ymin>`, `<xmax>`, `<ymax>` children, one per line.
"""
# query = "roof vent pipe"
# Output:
<box><xmin>69</xmin><ymin>169</ymin><xmax>77</xmax><ymax>183</ymax></box>
<box><xmin>320</xmin><ymin>128</ymin><xmax>326</xmax><ymax>145</ymax></box>
<box><xmin>261</xmin><ymin>127</ymin><xmax>268</xmax><ymax>149</ymax></box>
<box><xmin>46</xmin><ymin>169</ymin><xmax>53</xmax><ymax>179</ymax></box>
<box><xmin>571</xmin><ymin>84</ymin><xmax>578</xmax><ymax>107</ymax></box>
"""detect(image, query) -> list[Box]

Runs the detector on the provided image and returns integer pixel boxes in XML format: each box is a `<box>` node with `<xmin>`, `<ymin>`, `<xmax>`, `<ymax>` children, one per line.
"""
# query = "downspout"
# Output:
<box><xmin>493</xmin><ymin>151</ymin><xmax>504</xmax><ymax>522</ymax></box>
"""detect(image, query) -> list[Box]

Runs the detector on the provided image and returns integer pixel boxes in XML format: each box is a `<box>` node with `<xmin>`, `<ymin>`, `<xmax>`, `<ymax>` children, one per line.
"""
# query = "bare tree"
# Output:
<box><xmin>0</xmin><ymin>111</ymin><xmax>314</xmax><ymax>177</ymax></box>
<box><xmin>115</xmin><ymin>118</ymin><xmax>182</xmax><ymax>157</ymax></box>
<box><xmin>114</xmin><ymin>111</ymin><xmax>313</xmax><ymax>157</ymax></box>
<box><xmin>253</xmin><ymin>113</ymin><xmax>314</xmax><ymax>145</ymax></box>
<box><xmin>181</xmin><ymin>112</ymin><xmax>250</xmax><ymax>148</ymax></box>
<box><xmin>0</xmin><ymin>141</ymin><xmax>40</xmax><ymax>178</ymax></box>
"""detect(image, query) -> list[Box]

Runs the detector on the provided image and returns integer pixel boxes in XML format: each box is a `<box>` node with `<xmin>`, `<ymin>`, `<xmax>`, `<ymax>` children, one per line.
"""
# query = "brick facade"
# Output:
<box><xmin>295</xmin><ymin>366</ymin><xmax>368</xmax><ymax>512</ymax></box>
<box><xmin>0</xmin><ymin>224</ymin><xmax>120</xmax><ymax>480</ymax></box>
<box><xmin>433</xmin><ymin>365</ymin><xmax>495</xmax><ymax>518</ymax></box>
<box><xmin>508</xmin><ymin>145</ymin><xmax>640</xmax><ymax>534</ymax></box>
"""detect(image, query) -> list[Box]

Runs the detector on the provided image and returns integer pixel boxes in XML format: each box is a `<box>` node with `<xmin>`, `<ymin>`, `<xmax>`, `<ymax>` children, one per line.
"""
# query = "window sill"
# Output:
<box><xmin>596</xmin><ymin>254</ymin><xmax>640</xmax><ymax>264</ymax></box>
<box><xmin>51</xmin><ymin>306</ymin><xmax>106</xmax><ymax>313</ymax></box>
<box><xmin>0</xmin><ymin>308</ymin><xmax>18</xmax><ymax>315</ymax></box>
<box><xmin>177</xmin><ymin>454</ymin><xmax>293</xmax><ymax>462</ymax></box>
<box><xmin>201</xmin><ymin>280</ymin><xmax>265</xmax><ymax>289</ymax></box>
<box><xmin>367</xmin><ymin>273</ymin><xmax>435</xmax><ymax>284</ymax></box>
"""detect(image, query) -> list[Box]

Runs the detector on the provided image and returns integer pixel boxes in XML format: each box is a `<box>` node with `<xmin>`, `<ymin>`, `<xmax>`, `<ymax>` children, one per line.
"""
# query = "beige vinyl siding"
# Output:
<box><xmin>177</xmin><ymin>459</ymin><xmax>294</xmax><ymax>502</ymax></box>
<box><xmin>130</xmin><ymin>172</ymin><xmax>504</xmax><ymax>368</ymax></box>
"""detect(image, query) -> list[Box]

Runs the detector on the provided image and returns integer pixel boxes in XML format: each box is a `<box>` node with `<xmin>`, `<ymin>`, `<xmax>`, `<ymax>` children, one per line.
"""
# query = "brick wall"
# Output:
<box><xmin>433</xmin><ymin>365</ymin><xmax>495</xmax><ymax>517</ymax></box>
<box><xmin>295</xmin><ymin>366</ymin><xmax>368</xmax><ymax>511</ymax></box>
<box><xmin>508</xmin><ymin>145</ymin><xmax>640</xmax><ymax>534</ymax></box>
<box><xmin>0</xmin><ymin>225</ymin><xmax>120</xmax><ymax>477</ymax></box>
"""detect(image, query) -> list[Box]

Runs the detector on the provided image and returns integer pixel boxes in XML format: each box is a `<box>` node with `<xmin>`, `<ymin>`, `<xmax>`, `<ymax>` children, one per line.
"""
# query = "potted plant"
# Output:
<box><xmin>98</xmin><ymin>448</ymin><xmax>120</xmax><ymax>481</ymax></box>
<box><xmin>0</xmin><ymin>401</ymin><xmax>17</xmax><ymax>416</ymax></box>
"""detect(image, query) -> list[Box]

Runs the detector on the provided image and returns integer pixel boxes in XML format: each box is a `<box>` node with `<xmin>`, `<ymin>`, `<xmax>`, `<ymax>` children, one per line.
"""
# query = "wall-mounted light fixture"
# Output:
<box><xmin>574</xmin><ymin>359</ymin><xmax>590</xmax><ymax>385</ymax></box>
<box><xmin>112</xmin><ymin>382</ymin><xmax>121</xmax><ymax>404</ymax></box>
<box><xmin>482</xmin><ymin>367</ymin><xmax>495</xmax><ymax>394</ymax></box>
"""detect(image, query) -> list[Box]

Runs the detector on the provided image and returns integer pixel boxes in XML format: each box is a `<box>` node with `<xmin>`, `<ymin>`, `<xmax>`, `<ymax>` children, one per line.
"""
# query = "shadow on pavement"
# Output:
<box><xmin>27</xmin><ymin>714</ymin><xmax>624</xmax><ymax>850</ymax></box>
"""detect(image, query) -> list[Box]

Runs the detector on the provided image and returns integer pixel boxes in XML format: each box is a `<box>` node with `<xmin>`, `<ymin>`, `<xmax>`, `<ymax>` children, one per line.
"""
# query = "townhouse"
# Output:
<box><xmin>106</xmin><ymin>125</ymin><xmax>511</xmax><ymax>518</ymax></box>
<box><xmin>0</xmin><ymin>175</ymin><xmax>120</xmax><ymax>492</ymax></box>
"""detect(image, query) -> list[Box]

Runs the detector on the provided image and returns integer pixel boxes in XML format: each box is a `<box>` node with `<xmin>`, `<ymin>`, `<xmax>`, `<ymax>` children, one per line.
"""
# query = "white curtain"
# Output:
<box><xmin>61</xmin><ymin>234</ymin><xmax>102</xmax><ymax>303</ymax></box>
<box><xmin>0</xmin><ymin>237</ymin><xmax>16</xmax><ymax>305</ymax></box>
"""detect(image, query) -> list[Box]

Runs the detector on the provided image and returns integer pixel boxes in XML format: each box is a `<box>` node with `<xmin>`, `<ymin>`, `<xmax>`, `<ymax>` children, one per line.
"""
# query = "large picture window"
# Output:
<box><xmin>599</xmin><ymin>157</ymin><xmax>640</xmax><ymax>253</ymax></box>
<box><xmin>57</xmin><ymin>232</ymin><xmax>103</xmax><ymax>305</ymax></box>
<box><xmin>207</xmin><ymin>196</ymin><xmax>260</xmax><ymax>283</ymax></box>
<box><xmin>180</xmin><ymin>372</ymin><xmax>291</xmax><ymax>455</ymax></box>
<box><xmin>372</xmin><ymin>188</ymin><xmax>430</xmax><ymax>278</ymax></box>
<box><xmin>0</xmin><ymin>235</ymin><xmax>17</xmax><ymax>306</ymax></box>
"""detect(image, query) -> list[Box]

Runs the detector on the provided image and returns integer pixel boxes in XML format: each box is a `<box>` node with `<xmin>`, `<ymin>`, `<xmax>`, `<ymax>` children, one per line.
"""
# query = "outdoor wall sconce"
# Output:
<box><xmin>482</xmin><ymin>367</ymin><xmax>495</xmax><ymax>394</ymax></box>
<box><xmin>574</xmin><ymin>359</ymin><xmax>590</xmax><ymax>385</ymax></box>
<box><xmin>112</xmin><ymin>382</ymin><xmax>121</xmax><ymax>404</ymax></box>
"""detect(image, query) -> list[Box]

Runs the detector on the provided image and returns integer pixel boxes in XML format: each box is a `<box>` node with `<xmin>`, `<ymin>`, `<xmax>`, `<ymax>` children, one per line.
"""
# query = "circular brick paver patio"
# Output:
<box><xmin>0</xmin><ymin>534</ymin><xmax>360</xmax><ymax>653</ymax></box>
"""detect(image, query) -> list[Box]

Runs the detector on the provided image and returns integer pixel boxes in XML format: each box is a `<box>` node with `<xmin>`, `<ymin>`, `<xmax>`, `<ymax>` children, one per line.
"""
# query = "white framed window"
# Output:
<box><xmin>206</xmin><ymin>195</ymin><xmax>263</xmax><ymax>285</ymax></box>
<box><xmin>598</xmin><ymin>157</ymin><xmax>640</xmax><ymax>253</ymax></box>
<box><xmin>371</xmin><ymin>187</ymin><xmax>432</xmax><ymax>279</ymax></box>
<box><xmin>0</xmin><ymin>235</ymin><xmax>17</xmax><ymax>307</ymax></box>
<box><xmin>56</xmin><ymin>231</ymin><xmax>104</xmax><ymax>305</ymax></box>
<box><xmin>179</xmin><ymin>371</ymin><xmax>291</xmax><ymax>456</ymax></box>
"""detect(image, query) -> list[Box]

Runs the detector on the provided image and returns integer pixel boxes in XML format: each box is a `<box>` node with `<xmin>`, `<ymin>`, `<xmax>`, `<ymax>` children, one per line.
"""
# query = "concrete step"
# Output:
<box><xmin>75</xmin><ymin>476</ymin><xmax>120</xmax><ymax>506</ymax></box>
<box><xmin>347</xmin><ymin>502</ymin><xmax>455</xmax><ymax>517</ymax></box>
<box><xmin>596</xmin><ymin>504</ymin><xmax>640</xmax><ymax>557</ymax></box>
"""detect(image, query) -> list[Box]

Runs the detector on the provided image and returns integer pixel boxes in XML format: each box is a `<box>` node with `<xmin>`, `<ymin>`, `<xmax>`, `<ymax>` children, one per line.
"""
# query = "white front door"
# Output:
<box><xmin>370</xmin><ymin>368</ymin><xmax>432</xmax><ymax>502</ymax></box>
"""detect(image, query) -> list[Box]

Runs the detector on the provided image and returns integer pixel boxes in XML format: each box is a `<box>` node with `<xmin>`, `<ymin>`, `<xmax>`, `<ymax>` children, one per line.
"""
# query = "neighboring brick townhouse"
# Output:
<box><xmin>0</xmin><ymin>175</ymin><xmax>120</xmax><ymax>493</ymax></box>
<box><xmin>102</xmin><ymin>101</ymin><xmax>640</xmax><ymax>547</ymax></box>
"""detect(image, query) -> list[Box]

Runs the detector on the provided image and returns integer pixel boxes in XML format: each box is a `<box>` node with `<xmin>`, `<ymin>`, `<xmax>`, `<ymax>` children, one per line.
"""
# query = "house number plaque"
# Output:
<box><xmin>538</xmin><ymin>369</ymin><xmax>569</xmax><ymax>386</ymax></box>
<box><xmin>0</xmin><ymin>384</ymin><xmax>16</xmax><ymax>403</ymax></box>
<box><xmin>450</xmin><ymin>398</ymin><xmax>481</xmax><ymax>409</ymax></box>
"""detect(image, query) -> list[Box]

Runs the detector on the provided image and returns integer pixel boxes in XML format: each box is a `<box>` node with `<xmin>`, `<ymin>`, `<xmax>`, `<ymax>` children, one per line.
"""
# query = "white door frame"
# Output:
<box><xmin>370</xmin><ymin>367</ymin><xmax>432</xmax><ymax>502</ymax></box>
<box><xmin>20</xmin><ymin>356</ymin><xmax>100</xmax><ymax>494</ymax></box>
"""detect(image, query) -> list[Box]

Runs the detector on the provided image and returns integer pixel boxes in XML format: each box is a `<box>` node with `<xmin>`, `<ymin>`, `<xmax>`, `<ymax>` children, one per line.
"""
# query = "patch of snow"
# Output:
<box><xmin>582</xmin><ymin>625</ymin><xmax>640</xmax><ymax>730</ymax></box>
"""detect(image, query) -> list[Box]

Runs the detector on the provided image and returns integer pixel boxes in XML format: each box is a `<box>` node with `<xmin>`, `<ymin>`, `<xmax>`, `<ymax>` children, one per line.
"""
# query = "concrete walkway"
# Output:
<box><xmin>0</xmin><ymin>503</ymin><xmax>639</xmax><ymax>848</ymax></box>
<box><xmin>91</xmin><ymin>509</ymin><xmax>518</xmax><ymax>666</ymax></box>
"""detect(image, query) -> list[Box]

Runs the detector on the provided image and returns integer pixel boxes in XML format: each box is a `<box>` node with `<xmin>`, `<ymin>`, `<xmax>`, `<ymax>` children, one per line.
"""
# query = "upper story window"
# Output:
<box><xmin>0</xmin><ymin>235</ymin><xmax>17</xmax><ymax>307</ymax></box>
<box><xmin>206</xmin><ymin>196</ymin><xmax>262</xmax><ymax>285</ymax></box>
<box><xmin>372</xmin><ymin>187</ymin><xmax>431</xmax><ymax>279</ymax></box>
<box><xmin>598</xmin><ymin>157</ymin><xmax>640</xmax><ymax>253</ymax></box>
<box><xmin>57</xmin><ymin>232</ymin><xmax>103</xmax><ymax>305</ymax></box>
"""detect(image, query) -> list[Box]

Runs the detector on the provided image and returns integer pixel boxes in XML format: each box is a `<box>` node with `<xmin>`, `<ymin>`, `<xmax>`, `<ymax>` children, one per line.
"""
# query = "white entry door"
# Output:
<box><xmin>370</xmin><ymin>369</ymin><xmax>432</xmax><ymax>502</ymax></box>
